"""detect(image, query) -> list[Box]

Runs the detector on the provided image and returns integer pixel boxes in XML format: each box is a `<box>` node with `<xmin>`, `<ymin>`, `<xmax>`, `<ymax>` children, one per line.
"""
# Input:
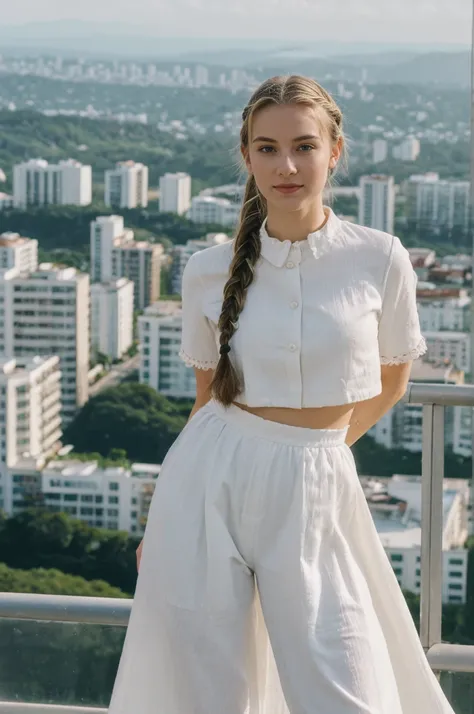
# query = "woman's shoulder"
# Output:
<box><xmin>337</xmin><ymin>217</ymin><xmax>396</xmax><ymax>258</ymax></box>
<box><xmin>183</xmin><ymin>240</ymin><xmax>234</xmax><ymax>284</ymax></box>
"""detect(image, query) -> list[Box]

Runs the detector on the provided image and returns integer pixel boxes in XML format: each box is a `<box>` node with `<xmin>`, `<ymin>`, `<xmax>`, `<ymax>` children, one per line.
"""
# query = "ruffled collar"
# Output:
<box><xmin>259</xmin><ymin>206</ymin><xmax>343</xmax><ymax>267</ymax></box>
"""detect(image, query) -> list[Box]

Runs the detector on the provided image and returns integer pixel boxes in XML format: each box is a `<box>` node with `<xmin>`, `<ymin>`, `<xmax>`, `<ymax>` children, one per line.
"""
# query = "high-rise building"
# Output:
<box><xmin>171</xmin><ymin>233</ymin><xmax>231</xmax><ymax>294</ymax></box>
<box><xmin>195</xmin><ymin>65</ymin><xmax>209</xmax><ymax>87</ymax></box>
<box><xmin>90</xmin><ymin>216</ymin><xmax>162</xmax><ymax>310</ymax></box>
<box><xmin>188</xmin><ymin>196</ymin><xmax>240</xmax><ymax>227</ymax></box>
<box><xmin>0</xmin><ymin>265</ymin><xmax>90</xmax><ymax>426</ymax></box>
<box><xmin>392</xmin><ymin>136</ymin><xmax>420</xmax><ymax>162</ymax></box>
<box><xmin>90</xmin><ymin>215</ymin><xmax>128</xmax><ymax>282</ymax></box>
<box><xmin>159</xmin><ymin>172</ymin><xmax>192</xmax><ymax>215</ymax></box>
<box><xmin>13</xmin><ymin>159</ymin><xmax>92</xmax><ymax>208</ymax></box>
<box><xmin>0</xmin><ymin>355</ymin><xmax>61</xmax><ymax>469</ymax></box>
<box><xmin>104</xmin><ymin>161</ymin><xmax>149</xmax><ymax>209</ymax></box>
<box><xmin>372</xmin><ymin>139</ymin><xmax>388</xmax><ymax>164</ymax></box>
<box><xmin>139</xmin><ymin>301</ymin><xmax>196</xmax><ymax>398</ymax></box>
<box><xmin>405</xmin><ymin>173</ymin><xmax>470</xmax><ymax>233</ymax></box>
<box><xmin>359</xmin><ymin>174</ymin><xmax>395</xmax><ymax>234</ymax></box>
<box><xmin>369</xmin><ymin>360</ymin><xmax>463</xmax><ymax>454</ymax></box>
<box><xmin>91</xmin><ymin>278</ymin><xmax>134</xmax><ymax>360</ymax></box>
<box><xmin>423</xmin><ymin>331</ymin><xmax>469</xmax><ymax>372</ymax></box>
<box><xmin>0</xmin><ymin>232</ymin><xmax>38</xmax><ymax>272</ymax></box>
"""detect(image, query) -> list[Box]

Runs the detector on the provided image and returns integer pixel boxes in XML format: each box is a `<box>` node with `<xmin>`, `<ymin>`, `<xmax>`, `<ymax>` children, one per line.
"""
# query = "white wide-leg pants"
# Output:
<box><xmin>108</xmin><ymin>400</ymin><xmax>455</xmax><ymax>714</ymax></box>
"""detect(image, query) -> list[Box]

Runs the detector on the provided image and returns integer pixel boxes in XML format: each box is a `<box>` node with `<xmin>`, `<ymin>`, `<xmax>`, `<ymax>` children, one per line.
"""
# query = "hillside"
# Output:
<box><xmin>0</xmin><ymin>109</ymin><xmax>238</xmax><ymax>190</ymax></box>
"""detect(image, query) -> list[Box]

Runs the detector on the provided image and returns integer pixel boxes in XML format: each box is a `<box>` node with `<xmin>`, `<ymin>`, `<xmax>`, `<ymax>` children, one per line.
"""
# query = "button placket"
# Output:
<box><xmin>283</xmin><ymin>248</ymin><xmax>303</xmax><ymax>407</ymax></box>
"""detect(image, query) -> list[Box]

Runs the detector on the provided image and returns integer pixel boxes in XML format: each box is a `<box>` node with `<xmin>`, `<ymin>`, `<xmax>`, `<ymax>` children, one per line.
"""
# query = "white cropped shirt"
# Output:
<box><xmin>179</xmin><ymin>207</ymin><xmax>427</xmax><ymax>408</ymax></box>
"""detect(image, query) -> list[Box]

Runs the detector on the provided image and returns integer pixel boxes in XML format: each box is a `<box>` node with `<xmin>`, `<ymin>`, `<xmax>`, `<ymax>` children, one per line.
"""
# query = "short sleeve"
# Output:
<box><xmin>378</xmin><ymin>236</ymin><xmax>427</xmax><ymax>365</ymax></box>
<box><xmin>178</xmin><ymin>254</ymin><xmax>220</xmax><ymax>371</ymax></box>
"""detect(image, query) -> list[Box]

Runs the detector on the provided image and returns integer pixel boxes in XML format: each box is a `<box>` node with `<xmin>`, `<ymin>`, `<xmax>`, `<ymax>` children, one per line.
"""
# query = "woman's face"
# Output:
<box><xmin>243</xmin><ymin>103</ymin><xmax>342</xmax><ymax>213</ymax></box>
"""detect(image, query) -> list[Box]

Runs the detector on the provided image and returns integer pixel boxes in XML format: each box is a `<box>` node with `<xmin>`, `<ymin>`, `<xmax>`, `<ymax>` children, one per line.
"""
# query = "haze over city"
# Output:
<box><xmin>0</xmin><ymin>0</ymin><xmax>471</xmax><ymax>45</ymax></box>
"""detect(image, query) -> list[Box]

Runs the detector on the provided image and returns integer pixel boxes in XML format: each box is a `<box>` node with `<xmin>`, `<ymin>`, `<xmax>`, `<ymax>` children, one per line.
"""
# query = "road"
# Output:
<box><xmin>88</xmin><ymin>354</ymin><xmax>140</xmax><ymax>397</ymax></box>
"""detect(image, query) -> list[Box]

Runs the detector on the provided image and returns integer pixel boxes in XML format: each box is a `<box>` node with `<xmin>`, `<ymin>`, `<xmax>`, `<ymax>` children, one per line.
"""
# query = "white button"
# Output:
<box><xmin>289</xmin><ymin>343</ymin><xmax>297</xmax><ymax>351</ymax></box>
<box><xmin>286</xmin><ymin>261</ymin><xmax>295</xmax><ymax>269</ymax></box>
<box><xmin>290</xmin><ymin>301</ymin><xmax>299</xmax><ymax>309</ymax></box>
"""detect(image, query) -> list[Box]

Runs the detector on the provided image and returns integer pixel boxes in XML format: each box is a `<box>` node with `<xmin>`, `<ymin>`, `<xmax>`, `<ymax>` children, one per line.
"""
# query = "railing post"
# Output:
<box><xmin>420</xmin><ymin>404</ymin><xmax>444</xmax><ymax>651</ymax></box>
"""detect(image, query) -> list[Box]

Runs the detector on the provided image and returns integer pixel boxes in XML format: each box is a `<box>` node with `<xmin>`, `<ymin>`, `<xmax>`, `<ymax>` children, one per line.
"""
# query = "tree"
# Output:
<box><xmin>64</xmin><ymin>383</ymin><xmax>190</xmax><ymax>464</ymax></box>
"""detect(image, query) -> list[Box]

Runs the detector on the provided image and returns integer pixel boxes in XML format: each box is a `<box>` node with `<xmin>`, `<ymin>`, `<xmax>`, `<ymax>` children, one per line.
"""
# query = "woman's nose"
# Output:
<box><xmin>276</xmin><ymin>155</ymin><xmax>298</xmax><ymax>176</ymax></box>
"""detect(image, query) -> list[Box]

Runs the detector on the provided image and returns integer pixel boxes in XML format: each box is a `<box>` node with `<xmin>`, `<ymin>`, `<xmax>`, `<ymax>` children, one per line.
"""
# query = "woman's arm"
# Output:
<box><xmin>345</xmin><ymin>362</ymin><xmax>412</xmax><ymax>447</ymax></box>
<box><xmin>187</xmin><ymin>367</ymin><xmax>215</xmax><ymax>422</ymax></box>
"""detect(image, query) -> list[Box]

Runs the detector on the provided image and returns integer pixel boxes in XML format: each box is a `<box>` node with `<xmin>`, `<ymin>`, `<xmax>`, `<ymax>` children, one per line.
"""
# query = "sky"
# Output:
<box><xmin>0</xmin><ymin>0</ymin><xmax>471</xmax><ymax>44</ymax></box>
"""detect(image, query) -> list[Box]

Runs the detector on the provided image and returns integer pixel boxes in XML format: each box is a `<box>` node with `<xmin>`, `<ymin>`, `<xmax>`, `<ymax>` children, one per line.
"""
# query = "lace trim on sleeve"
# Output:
<box><xmin>179</xmin><ymin>348</ymin><xmax>219</xmax><ymax>371</ymax></box>
<box><xmin>380</xmin><ymin>336</ymin><xmax>427</xmax><ymax>366</ymax></box>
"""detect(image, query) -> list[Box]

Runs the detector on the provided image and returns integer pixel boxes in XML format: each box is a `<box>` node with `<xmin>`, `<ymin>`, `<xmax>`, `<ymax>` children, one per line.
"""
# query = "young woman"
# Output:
<box><xmin>108</xmin><ymin>76</ymin><xmax>455</xmax><ymax>714</ymax></box>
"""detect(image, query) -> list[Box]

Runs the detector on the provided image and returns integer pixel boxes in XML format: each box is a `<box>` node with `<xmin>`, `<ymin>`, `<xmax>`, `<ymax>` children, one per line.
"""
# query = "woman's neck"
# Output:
<box><xmin>265</xmin><ymin>203</ymin><xmax>328</xmax><ymax>243</ymax></box>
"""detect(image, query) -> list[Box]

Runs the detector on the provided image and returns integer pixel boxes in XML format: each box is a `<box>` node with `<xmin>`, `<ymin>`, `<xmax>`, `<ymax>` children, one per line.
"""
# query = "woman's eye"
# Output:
<box><xmin>298</xmin><ymin>144</ymin><xmax>314</xmax><ymax>152</ymax></box>
<box><xmin>258</xmin><ymin>146</ymin><xmax>275</xmax><ymax>153</ymax></box>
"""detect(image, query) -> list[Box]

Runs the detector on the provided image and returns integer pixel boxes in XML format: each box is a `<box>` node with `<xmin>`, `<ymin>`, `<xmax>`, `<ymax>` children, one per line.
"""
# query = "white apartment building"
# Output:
<box><xmin>406</xmin><ymin>173</ymin><xmax>470</xmax><ymax>233</ymax></box>
<box><xmin>105</xmin><ymin>161</ymin><xmax>149</xmax><ymax>209</ymax></box>
<box><xmin>188</xmin><ymin>196</ymin><xmax>240</xmax><ymax>227</ymax></box>
<box><xmin>139</xmin><ymin>301</ymin><xmax>196</xmax><ymax>398</ymax></box>
<box><xmin>358</xmin><ymin>174</ymin><xmax>395</xmax><ymax>234</ymax></box>
<box><xmin>159</xmin><ymin>172</ymin><xmax>191</xmax><ymax>215</ymax></box>
<box><xmin>171</xmin><ymin>232</ymin><xmax>231</xmax><ymax>294</ymax></box>
<box><xmin>0</xmin><ymin>232</ymin><xmax>38</xmax><ymax>272</ymax></box>
<box><xmin>424</xmin><ymin>331</ymin><xmax>469</xmax><ymax>372</ymax></box>
<box><xmin>453</xmin><ymin>406</ymin><xmax>473</xmax><ymax>458</ymax></box>
<box><xmin>0</xmin><ymin>356</ymin><xmax>61</xmax><ymax>469</ymax></box>
<box><xmin>90</xmin><ymin>216</ymin><xmax>162</xmax><ymax>310</ymax></box>
<box><xmin>364</xmin><ymin>476</ymin><xmax>468</xmax><ymax>604</ymax></box>
<box><xmin>0</xmin><ymin>265</ymin><xmax>90</xmax><ymax>426</ymax></box>
<box><xmin>39</xmin><ymin>459</ymin><xmax>161</xmax><ymax>535</ymax></box>
<box><xmin>90</xmin><ymin>215</ymin><xmax>127</xmax><ymax>282</ymax></box>
<box><xmin>13</xmin><ymin>159</ymin><xmax>92</xmax><ymax>208</ymax></box>
<box><xmin>392</xmin><ymin>137</ymin><xmax>420</xmax><ymax>162</ymax></box>
<box><xmin>369</xmin><ymin>361</ymin><xmax>462</xmax><ymax>452</ymax></box>
<box><xmin>372</xmin><ymin>138</ymin><xmax>388</xmax><ymax>164</ymax></box>
<box><xmin>90</xmin><ymin>279</ymin><xmax>134</xmax><ymax>360</ymax></box>
<box><xmin>417</xmin><ymin>291</ymin><xmax>470</xmax><ymax>333</ymax></box>
<box><xmin>0</xmin><ymin>193</ymin><xmax>14</xmax><ymax>210</ymax></box>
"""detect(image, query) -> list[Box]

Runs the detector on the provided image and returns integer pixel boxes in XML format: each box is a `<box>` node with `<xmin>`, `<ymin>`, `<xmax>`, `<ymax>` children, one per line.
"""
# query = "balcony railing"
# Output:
<box><xmin>0</xmin><ymin>381</ymin><xmax>473</xmax><ymax>712</ymax></box>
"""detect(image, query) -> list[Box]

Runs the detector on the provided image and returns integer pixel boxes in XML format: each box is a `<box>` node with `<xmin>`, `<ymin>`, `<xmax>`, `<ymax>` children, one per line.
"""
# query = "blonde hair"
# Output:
<box><xmin>210</xmin><ymin>75</ymin><xmax>346</xmax><ymax>406</ymax></box>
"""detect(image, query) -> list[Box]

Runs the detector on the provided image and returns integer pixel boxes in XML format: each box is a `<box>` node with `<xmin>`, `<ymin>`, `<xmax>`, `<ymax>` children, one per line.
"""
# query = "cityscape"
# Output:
<box><xmin>0</xmin><ymin>3</ymin><xmax>474</xmax><ymax>711</ymax></box>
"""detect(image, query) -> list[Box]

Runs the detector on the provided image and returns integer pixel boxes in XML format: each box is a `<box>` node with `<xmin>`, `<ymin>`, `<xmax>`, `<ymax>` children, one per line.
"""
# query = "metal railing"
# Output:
<box><xmin>0</xmin><ymin>381</ymin><xmax>473</xmax><ymax>713</ymax></box>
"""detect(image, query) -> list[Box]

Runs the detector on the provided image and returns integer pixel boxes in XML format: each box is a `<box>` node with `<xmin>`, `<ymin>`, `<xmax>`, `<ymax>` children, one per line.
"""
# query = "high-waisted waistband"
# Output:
<box><xmin>204</xmin><ymin>400</ymin><xmax>349</xmax><ymax>448</ymax></box>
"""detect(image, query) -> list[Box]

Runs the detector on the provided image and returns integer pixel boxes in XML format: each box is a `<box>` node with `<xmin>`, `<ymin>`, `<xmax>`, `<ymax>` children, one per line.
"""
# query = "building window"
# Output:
<box><xmin>449</xmin><ymin>571</ymin><xmax>463</xmax><ymax>578</ymax></box>
<box><xmin>449</xmin><ymin>583</ymin><xmax>463</xmax><ymax>591</ymax></box>
<box><xmin>109</xmin><ymin>496</ymin><xmax>119</xmax><ymax>504</ymax></box>
<box><xmin>393</xmin><ymin>567</ymin><xmax>403</xmax><ymax>576</ymax></box>
<box><xmin>109</xmin><ymin>482</ymin><xmax>119</xmax><ymax>491</ymax></box>
<box><xmin>391</xmin><ymin>554</ymin><xmax>403</xmax><ymax>562</ymax></box>
<box><xmin>449</xmin><ymin>558</ymin><xmax>464</xmax><ymax>566</ymax></box>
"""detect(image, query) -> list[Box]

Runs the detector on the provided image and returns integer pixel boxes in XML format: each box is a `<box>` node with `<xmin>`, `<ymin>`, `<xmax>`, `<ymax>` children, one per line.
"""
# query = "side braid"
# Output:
<box><xmin>210</xmin><ymin>175</ymin><xmax>263</xmax><ymax>406</ymax></box>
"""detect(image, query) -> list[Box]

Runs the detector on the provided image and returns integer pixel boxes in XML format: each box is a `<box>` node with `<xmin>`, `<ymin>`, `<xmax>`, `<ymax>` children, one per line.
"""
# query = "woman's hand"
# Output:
<box><xmin>136</xmin><ymin>538</ymin><xmax>144</xmax><ymax>572</ymax></box>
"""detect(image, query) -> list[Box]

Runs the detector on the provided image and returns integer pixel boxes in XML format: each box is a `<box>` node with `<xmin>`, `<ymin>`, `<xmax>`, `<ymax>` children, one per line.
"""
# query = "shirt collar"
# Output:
<box><xmin>259</xmin><ymin>206</ymin><xmax>343</xmax><ymax>267</ymax></box>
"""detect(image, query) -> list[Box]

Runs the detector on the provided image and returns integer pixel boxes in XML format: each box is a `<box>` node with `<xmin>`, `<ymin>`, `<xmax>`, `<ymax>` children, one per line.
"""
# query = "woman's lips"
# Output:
<box><xmin>274</xmin><ymin>185</ymin><xmax>303</xmax><ymax>194</ymax></box>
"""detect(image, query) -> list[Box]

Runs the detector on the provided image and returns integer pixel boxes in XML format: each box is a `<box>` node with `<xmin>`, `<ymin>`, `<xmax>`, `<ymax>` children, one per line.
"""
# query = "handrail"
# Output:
<box><xmin>0</xmin><ymin>593</ymin><xmax>131</xmax><ymax>626</ymax></box>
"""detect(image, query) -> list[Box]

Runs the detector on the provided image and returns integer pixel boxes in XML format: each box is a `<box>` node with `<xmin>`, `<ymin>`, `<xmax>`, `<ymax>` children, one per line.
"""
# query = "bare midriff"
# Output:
<box><xmin>232</xmin><ymin>402</ymin><xmax>355</xmax><ymax>430</ymax></box>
